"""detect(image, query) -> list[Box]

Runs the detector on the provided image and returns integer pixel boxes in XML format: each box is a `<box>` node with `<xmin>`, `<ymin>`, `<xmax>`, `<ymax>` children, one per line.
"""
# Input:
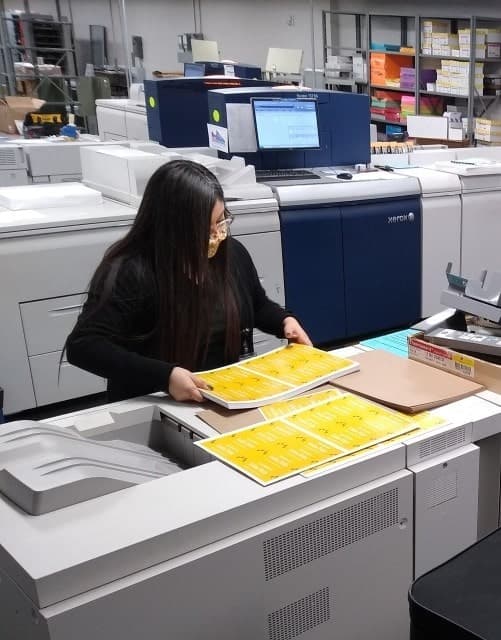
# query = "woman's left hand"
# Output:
<box><xmin>283</xmin><ymin>316</ymin><xmax>313</xmax><ymax>346</ymax></box>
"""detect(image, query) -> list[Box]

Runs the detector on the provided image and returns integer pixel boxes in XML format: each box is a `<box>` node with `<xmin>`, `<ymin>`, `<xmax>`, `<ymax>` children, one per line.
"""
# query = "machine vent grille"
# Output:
<box><xmin>0</xmin><ymin>148</ymin><xmax>17</xmax><ymax>167</ymax></box>
<box><xmin>263</xmin><ymin>488</ymin><xmax>398</xmax><ymax>581</ymax></box>
<box><xmin>426</xmin><ymin>471</ymin><xmax>458</xmax><ymax>509</ymax></box>
<box><xmin>267</xmin><ymin>587</ymin><xmax>330</xmax><ymax>640</ymax></box>
<box><xmin>418</xmin><ymin>427</ymin><xmax>466</xmax><ymax>459</ymax></box>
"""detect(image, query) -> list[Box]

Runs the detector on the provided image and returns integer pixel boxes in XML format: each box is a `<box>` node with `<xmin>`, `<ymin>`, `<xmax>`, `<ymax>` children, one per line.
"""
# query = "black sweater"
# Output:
<box><xmin>66</xmin><ymin>238</ymin><xmax>290</xmax><ymax>402</ymax></box>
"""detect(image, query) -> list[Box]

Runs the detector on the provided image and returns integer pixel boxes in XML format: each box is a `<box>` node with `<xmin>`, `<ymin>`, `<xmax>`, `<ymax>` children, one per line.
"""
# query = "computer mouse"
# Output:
<box><xmin>337</xmin><ymin>172</ymin><xmax>353</xmax><ymax>180</ymax></box>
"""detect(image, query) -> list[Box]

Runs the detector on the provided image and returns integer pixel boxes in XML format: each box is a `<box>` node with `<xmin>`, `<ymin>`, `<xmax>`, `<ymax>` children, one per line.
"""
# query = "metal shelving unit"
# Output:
<box><xmin>0</xmin><ymin>0</ymin><xmax>77</xmax><ymax>103</ymax></box>
<box><xmin>417</xmin><ymin>16</ymin><xmax>472</xmax><ymax>140</ymax></box>
<box><xmin>322</xmin><ymin>11</ymin><xmax>501</xmax><ymax>142</ymax></box>
<box><xmin>470</xmin><ymin>16</ymin><xmax>501</xmax><ymax>138</ymax></box>
<box><xmin>321</xmin><ymin>11</ymin><xmax>368</xmax><ymax>93</ymax></box>
<box><xmin>416</xmin><ymin>15</ymin><xmax>501</xmax><ymax>141</ymax></box>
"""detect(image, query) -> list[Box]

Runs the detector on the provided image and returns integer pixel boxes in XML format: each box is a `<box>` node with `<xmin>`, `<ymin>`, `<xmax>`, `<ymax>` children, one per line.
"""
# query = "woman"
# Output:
<box><xmin>66</xmin><ymin>159</ymin><xmax>311</xmax><ymax>403</ymax></box>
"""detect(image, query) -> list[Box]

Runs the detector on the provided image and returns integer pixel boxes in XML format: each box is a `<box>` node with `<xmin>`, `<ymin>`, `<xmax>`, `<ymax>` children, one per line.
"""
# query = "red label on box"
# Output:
<box><xmin>409</xmin><ymin>337</ymin><xmax>452</xmax><ymax>360</ymax></box>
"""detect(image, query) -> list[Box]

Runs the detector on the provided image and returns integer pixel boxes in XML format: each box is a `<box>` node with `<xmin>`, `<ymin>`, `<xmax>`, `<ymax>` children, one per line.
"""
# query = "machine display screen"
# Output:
<box><xmin>184</xmin><ymin>62</ymin><xmax>205</xmax><ymax>77</ymax></box>
<box><xmin>251</xmin><ymin>98</ymin><xmax>320</xmax><ymax>150</ymax></box>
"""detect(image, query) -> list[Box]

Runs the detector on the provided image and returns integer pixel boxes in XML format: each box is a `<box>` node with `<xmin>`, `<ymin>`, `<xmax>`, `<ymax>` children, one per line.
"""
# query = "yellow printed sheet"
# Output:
<box><xmin>259</xmin><ymin>388</ymin><xmax>343</xmax><ymax>421</ymax></box>
<box><xmin>289</xmin><ymin>394</ymin><xmax>414</xmax><ymax>449</ymax></box>
<box><xmin>242</xmin><ymin>344</ymin><xmax>356</xmax><ymax>386</ymax></box>
<box><xmin>200</xmin><ymin>419</ymin><xmax>344</xmax><ymax>485</ymax></box>
<box><xmin>196</xmin><ymin>391</ymin><xmax>434</xmax><ymax>485</ymax></box>
<box><xmin>197</xmin><ymin>367</ymin><xmax>292</xmax><ymax>403</ymax></box>
<box><xmin>197</xmin><ymin>344</ymin><xmax>359</xmax><ymax>409</ymax></box>
<box><xmin>301</xmin><ymin>410</ymin><xmax>448</xmax><ymax>478</ymax></box>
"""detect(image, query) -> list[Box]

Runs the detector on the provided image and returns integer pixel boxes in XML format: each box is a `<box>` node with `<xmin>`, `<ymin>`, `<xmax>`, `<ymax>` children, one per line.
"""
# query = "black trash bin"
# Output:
<box><xmin>409</xmin><ymin>528</ymin><xmax>501</xmax><ymax>640</ymax></box>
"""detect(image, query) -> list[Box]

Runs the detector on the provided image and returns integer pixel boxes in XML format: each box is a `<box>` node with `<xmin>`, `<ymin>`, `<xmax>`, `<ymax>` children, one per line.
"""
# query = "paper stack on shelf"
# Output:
<box><xmin>325</xmin><ymin>54</ymin><xmax>353</xmax><ymax>81</ymax></box>
<box><xmin>436</xmin><ymin>60</ymin><xmax>484</xmax><ymax>96</ymax></box>
<box><xmin>370</xmin><ymin>53</ymin><xmax>413</xmax><ymax>87</ymax></box>
<box><xmin>371</xmin><ymin>89</ymin><xmax>407</xmax><ymax>122</ymax></box>
<box><xmin>401</xmin><ymin>95</ymin><xmax>416</xmax><ymax>121</ymax></box>
<box><xmin>485</xmin><ymin>29</ymin><xmax>501</xmax><ymax>58</ymax></box>
<box><xmin>399</xmin><ymin>67</ymin><xmax>415</xmax><ymax>90</ymax></box>
<box><xmin>421</xmin><ymin>19</ymin><xmax>452</xmax><ymax>55</ymax></box>
<box><xmin>475</xmin><ymin>117</ymin><xmax>501</xmax><ymax>143</ymax></box>
<box><xmin>458</xmin><ymin>29</ymin><xmax>487</xmax><ymax>58</ymax></box>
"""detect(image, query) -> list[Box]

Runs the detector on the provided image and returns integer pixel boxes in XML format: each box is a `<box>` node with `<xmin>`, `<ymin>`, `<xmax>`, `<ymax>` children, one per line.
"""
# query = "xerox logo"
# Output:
<box><xmin>388</xmin><ymin>212</ymin><xmax>415</xmax><ymax>224</ymax></box>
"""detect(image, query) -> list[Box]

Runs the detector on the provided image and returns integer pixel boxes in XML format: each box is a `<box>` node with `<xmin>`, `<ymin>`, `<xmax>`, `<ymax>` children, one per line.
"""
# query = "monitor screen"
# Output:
<box><xmin>251</xmin><ymin>98</ymin><xmax>320</xmax><ymax>150</ymax></box>
<box><xmin>184</xmin><ymin>62</ymin><xmax>205</xmax><ymax>77</ymax></box>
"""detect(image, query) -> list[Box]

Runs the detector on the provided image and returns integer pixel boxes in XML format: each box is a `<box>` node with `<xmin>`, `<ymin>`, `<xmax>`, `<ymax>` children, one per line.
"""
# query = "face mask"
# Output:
<box><xmin>208</xmin><ymin>236</ymin><xmax>222</xmax><ymax>259</ymax></box>
<box><xmin>208</xmin><ymin>223</ymin><xmax>229</xmax><ymax>258</ymax></box>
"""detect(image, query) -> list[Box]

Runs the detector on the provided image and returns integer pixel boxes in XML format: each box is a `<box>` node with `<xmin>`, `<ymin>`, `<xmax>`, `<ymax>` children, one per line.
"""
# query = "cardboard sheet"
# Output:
<box><xmin>197</xmin><ymin>385</ymin><xmax>338</xmax><ymax>433</ymax></box>
<box><xmin>330</xmin><ymin>349</ymin><xmax>484</xmax><ymax>413</ymax></box>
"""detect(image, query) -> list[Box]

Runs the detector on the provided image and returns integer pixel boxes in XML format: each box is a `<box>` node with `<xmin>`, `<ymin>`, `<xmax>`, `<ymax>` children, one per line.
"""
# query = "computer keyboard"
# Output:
<box><xmin>255</xmin><ymin>169</ymin><xmax>321</xmax><ymax>182</ymax></box>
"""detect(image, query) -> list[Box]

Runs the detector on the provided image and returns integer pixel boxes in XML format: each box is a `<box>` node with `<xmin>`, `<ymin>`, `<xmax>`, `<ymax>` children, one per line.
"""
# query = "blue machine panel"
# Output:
<box><xmin>184</xmin><ymin>62</ymin><xmax>262</xmax><ymax>79</ymax></box>
<box><xmin>144</xmin><ymin>77</ymin><xmax>272</xmax><ymax>147</ymax></box>
<box><xmin>207</xmin><ymin>88</ymin><xmax>370</xmax><ymax>169</ymax></box>
<box><xmin>279</xmin><ymin>206</ymin><xmax>346</xmax><ymax>345</ymax></box>
<box><xmin>341</xmin><ymin>196</ymin><xmax>422</xmax><ymax>337</ymax></box>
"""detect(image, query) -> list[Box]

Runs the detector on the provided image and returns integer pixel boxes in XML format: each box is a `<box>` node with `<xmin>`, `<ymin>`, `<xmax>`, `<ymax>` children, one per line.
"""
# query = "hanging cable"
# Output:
<box><xmin>193</xmin><ymin>0</ymin><xmax>198</xmax><ymax>32</ymax></box>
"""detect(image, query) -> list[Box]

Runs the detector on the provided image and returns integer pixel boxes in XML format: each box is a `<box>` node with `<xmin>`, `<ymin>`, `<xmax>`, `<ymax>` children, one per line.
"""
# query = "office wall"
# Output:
<box><xmin>122</xmin><ymin>0</ymin><xmax>329</xmax><ymax>77</ymax></box>
<box><xmin>4</xmin><ymin>0</ymin><xmax>329</xmax><ymax>78</ymax></box>
<box><xmin>121</xmin><ymin>0</ymin><xmax>194</xmax><ymax>74</ymax></box>
<box><xmin>200</xmin><ymin>0</ymin><xmax>329</xmax><ymax>72</ymax></box>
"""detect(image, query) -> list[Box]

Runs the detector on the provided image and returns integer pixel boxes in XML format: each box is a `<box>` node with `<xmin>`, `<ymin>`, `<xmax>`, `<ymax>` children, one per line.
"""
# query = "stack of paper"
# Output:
<box><xmin>197</xmin><ymin>344</ymin><xmax>359</xmax><ymax>409</ymax></box>
<box><xmin>196</xmin><ymin>389</ymin><xmax>442</xmax><ymax>485</ymax></box>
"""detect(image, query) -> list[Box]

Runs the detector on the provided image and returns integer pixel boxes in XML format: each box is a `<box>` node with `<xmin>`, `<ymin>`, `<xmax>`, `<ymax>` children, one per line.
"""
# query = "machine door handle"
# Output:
<box><xmin>49</xmin><ymin>303</ymin><xmax>83</xmax><ymax>317</ymax></box>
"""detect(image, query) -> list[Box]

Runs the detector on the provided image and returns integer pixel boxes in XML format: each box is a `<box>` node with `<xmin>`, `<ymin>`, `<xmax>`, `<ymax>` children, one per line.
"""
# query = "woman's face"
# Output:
<box><xmin>208</xmin><ymin>199</ymin><xmax>228</xmax><ymax>258</ymax></box>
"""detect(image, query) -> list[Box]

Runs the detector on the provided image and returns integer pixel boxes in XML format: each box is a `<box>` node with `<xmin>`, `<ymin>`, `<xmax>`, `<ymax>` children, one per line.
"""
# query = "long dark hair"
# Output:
<box><xmin>88</xmin><ymin>159</ymin><xmax>240</xmax><ymax>369</ymax></box>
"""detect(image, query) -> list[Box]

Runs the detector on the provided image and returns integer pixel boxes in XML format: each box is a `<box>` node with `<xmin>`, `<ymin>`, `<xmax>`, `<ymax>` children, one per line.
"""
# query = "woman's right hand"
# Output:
<box><xmin>168</xmin><ymin>366</ymin><xmax>210</xmax><ymax>402</ymax></box>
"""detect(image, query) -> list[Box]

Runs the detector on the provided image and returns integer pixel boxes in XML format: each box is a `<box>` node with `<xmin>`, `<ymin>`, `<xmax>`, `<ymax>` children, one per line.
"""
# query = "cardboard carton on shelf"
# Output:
<box><xmin>408</xmin><ymin>332</ymin><xmax>501</xmax><ymax>395</ymax></box>
<box><xmin>15</xmin><ymin>79</ymin><xmax>39</xmax><ymax>98</ymax></box>
<box><xmin>0</xmin><ymin>96</ymin><xmax>45</xmax><ymax>134</ymax></box>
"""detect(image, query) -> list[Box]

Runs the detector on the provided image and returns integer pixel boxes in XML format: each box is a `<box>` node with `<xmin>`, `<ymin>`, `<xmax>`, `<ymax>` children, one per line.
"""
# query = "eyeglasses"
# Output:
<box><xmin>215</xmin><ymin>213</ymin><xmax>234</xmax><ymax>232</ymax></box>
<box><xmin>211</xmin><ymin>213</ymin><xmax>234</xmax><ymax>240</ymax></box>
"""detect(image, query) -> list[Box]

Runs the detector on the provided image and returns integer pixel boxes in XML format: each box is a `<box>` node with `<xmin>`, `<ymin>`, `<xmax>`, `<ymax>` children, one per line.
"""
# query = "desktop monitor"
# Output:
<box><xmin>251</xmin><ymin>97</ymin><xmax>320</xmax><ymax>150</ymax></box>
<box><xmin>184</xmin><ymin>62</ymin><xmax>205</xmax><ymax>77</ymax></box>
<box><xmin>184</xmin><ymin>61</ymin><xmax>224</xmax><ymax>77</ymax></box>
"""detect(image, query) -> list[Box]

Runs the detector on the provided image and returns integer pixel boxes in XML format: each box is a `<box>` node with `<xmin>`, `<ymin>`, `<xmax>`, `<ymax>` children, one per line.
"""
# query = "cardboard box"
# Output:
<box><xmin>408</xmin><ymin>332</ymin><xmax>501</xmax><ymax>394</ymax></box>
<box><xmin>0</xmin><ymin>96</ymin><xmax>45</xmax><ymax>134</ymax></box>
<box><xmin>487</xmin><ymin>43</ymin><xmax>501</xmax><ymax>58</ymax></box>
<box><xmin>422</xmin><ymin>20</ymin><xmax>451</xmax><ymax>34</ymax></box>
